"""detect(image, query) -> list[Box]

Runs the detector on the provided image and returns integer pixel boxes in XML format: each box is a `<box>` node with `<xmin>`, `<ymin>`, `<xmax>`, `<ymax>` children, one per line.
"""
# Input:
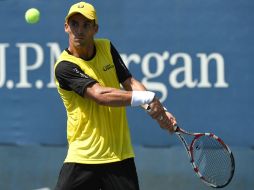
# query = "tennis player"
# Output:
<box><xmin>54</xmin><ymin>2</ymin><xmax>176</xmax><ymax>190</ymax></box>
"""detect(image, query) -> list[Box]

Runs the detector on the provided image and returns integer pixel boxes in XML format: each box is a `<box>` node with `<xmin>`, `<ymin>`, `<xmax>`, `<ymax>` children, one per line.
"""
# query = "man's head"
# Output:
<box><xmin>65</xmin><ymin>2</ymin><xmax>97</xmax><ymax>24</ymax></box>
<box><xmin>65</xmin><ymin>2</ymin><xmax>98</xmax><ymax>48</ymax></box>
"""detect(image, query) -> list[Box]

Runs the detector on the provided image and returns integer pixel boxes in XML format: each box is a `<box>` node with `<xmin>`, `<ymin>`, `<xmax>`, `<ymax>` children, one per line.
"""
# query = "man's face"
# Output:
<box><xmin>65</xmin><ymin>13</ymin><xmax>98</xmax><ymax>47</ymax></box>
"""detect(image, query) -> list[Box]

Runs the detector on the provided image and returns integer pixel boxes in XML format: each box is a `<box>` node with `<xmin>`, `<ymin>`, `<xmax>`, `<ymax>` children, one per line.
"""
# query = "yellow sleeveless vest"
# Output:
<box><xmin>54</xmin><ymin>39</ymin><xmax>134</xmax><ymax>164</ymax></box>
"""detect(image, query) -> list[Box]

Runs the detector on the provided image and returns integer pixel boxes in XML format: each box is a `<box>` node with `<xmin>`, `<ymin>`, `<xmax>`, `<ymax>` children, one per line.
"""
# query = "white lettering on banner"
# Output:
<box><xmin>197</xmin><ymin>53</ymin><xmax>229</xmax><ymax>88</ymax></box>
<box><xmin>121</xmin><ymin>52</ymin><xmax>229</xmax><ymax>89</ymax></box>
<box><xmin>46</xmin><ymin>42</ymin><xmax>62</xmax><ymax>88</ymax></box>
<box><xmin>169</xmin><ymin>53</ymin><xmax>198</xmax><ymax>89</ymax></box>
<box><xmin>16</xmin><ymin>43</ymin><xmax>44</xmax><ymax>88</ymax></box>
<box><xmin>141</xmin><ymin>52</ymin><xmax>169</xmax><ymax>102</ymax></box>
<box><xmin>0</xmin><ymin>42</ymin><xmax>229</xmax><ymax>101</ymax></box>
<box><xmin>0</xmin><ymin>43</ymin><xmax>9</xmax><ymax>88</ymax></box>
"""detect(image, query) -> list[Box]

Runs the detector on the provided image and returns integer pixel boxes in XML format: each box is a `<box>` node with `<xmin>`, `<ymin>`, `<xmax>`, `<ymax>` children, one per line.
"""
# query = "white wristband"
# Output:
<box><xmin>131</xmin><ymin>91</ymin><xmax>155</xmax><ymax>107</ymax></box>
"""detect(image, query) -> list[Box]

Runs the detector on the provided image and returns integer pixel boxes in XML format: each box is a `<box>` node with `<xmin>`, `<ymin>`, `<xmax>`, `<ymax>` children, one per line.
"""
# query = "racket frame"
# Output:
<box><xmin>173</xmin><ymin>125</ymin><xmax>235</xmax><ymax>188</ymax></box>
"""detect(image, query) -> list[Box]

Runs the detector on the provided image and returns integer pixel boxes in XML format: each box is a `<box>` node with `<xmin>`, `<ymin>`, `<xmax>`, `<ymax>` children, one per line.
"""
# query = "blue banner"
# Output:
<box><xmin>0</xmin><ymin>0</ymin><xmax>253</xmax><ymax>146</ymax></box>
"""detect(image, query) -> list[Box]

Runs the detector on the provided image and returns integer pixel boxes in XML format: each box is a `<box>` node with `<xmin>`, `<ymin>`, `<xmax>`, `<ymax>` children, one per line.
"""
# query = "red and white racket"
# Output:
<box><xmin>173</xmin><ymin>124</ymin><xmax>235</xmax><ymax>188</ymax></box>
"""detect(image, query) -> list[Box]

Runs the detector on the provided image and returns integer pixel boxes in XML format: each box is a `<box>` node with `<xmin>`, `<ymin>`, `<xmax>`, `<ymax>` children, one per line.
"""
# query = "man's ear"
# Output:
<box><xmin>64</xmin><ymin>22</ymin><xmax>69</xmax><ymax>33</ymax></box>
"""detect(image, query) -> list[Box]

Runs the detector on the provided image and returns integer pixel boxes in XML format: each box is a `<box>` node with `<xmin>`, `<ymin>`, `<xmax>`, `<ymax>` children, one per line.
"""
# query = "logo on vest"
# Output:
<box><xmin>103</xmin><ymin>64</ymin><xmax>114</xmax><ymax>71</ymax></box>
<box><xmin>73</xmin><ymin>68</ymin><xmax>88</xmax><ymax>78</ymax></box>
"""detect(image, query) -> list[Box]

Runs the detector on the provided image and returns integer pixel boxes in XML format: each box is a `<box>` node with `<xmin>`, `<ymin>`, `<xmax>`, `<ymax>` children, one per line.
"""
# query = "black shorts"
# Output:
<box><xmin>55</xmin><ymin>158</ymin><xmax>140</xmax><ymax>190</ymax></box>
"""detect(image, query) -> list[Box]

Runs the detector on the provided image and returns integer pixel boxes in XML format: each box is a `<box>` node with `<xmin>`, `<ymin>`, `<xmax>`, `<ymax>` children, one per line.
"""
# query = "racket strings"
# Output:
<box><xmin>192</xmin><ymin>136</ymin><xmax>233</xmax><ymax>186</ymax></box>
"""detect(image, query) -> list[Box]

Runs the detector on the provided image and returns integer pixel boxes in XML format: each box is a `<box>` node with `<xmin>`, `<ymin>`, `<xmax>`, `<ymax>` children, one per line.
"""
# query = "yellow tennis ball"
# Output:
<box><xmin>25</xmin><ymin>8</ymin><xmax>40</xmax><ymax>24</ymax></box>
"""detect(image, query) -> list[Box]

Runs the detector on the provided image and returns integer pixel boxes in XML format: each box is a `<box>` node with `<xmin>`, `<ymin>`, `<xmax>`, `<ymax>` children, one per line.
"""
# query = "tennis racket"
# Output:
<box><xmin>173</xmin><ymin>124</ymin><xmax>235</xmax><ymax>188</ymax></box>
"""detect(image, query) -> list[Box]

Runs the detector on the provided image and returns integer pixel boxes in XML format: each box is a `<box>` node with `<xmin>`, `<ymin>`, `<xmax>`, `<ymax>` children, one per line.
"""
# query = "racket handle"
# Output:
<box><xmin>173</xmin><ymin>124</ymin><xmax>179</xmax><ymax>132</ymax></box>
<box><xmin>146</xmin><ymin>105</ymin><xmax>151</xmax><ymax>112</ymax></box>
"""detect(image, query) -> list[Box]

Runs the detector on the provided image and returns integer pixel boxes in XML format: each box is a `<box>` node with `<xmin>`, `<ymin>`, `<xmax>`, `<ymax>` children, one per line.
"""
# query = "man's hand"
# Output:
<box><xmin>157</xmin><ymin>111</ymin><xmax>177</xmax><ymax>133</ymax></box>
<box><xmin>147</xmin><ymin>98</ymin><xmax>177</xmax><ymax>133</ymax></box>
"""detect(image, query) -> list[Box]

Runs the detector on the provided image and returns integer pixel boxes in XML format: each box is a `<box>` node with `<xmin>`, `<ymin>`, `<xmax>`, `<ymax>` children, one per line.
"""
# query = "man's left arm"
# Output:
<box><xmin>122</xmin><ymin>77</ymin><xmax>176</xmax><ymax>132</ymax></box>
<box><xmin>111</xmin><ymin>42</ymin><xmax>176</xmax><ymax>131</ymax></box>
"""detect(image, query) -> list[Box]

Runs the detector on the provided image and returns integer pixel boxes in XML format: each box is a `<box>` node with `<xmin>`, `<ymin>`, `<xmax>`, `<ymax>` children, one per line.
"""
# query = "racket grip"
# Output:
<box><xmin>146</xmin><ymin>105</ymin><xmax>151</xmax><ymax>112</ymax></box>
<box><xmin>145</xmin><ymin>105</ymin><xmax>167</xmax><ymax>112</ymax></box>
<box><xmin>173</xmin><ymin>124</ymin><xmax>179</xmax><ymax>132</ymax></box>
